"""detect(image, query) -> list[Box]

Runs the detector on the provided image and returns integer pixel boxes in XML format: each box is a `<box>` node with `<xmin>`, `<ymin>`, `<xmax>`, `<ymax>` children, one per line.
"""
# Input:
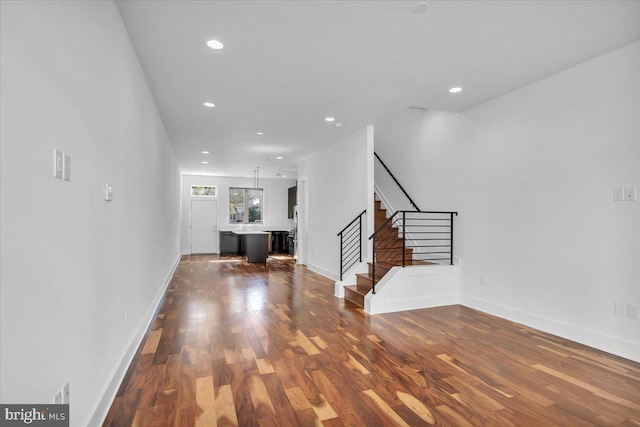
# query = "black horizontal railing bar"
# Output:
<box><xmin>344</xmin><ymin>250</ymin><xmax>359</xmax><ymax>263</ymax></box>
<box><xmin>401</xmin><ymin>218</ymin><xmax>451</xmax><ymax>221</ymax></box>
<box><xmin>342</xmin><ymin>241</ymin><xmax>360</xmax><ymax>255</ymax></box>
<box><xmin>399</xmin><ymin>210</ymin><xmax>458</xmax><ymax>215</ymax></box>
<box><xmin>374</xmin><ymin>152</ymin><xmax>420</xmax><ymax>211</ymax></box>
<box><xmin>343</xmin><ymin>245</ymin><xmax>360</xmax><ymax>260</ymax></box>
<box><xmin>343</xmin><ymin>240</ymin><xmax>360</xmax><ymax>254</ymax></box>
<box><xmin>405</xmin><ymin>238</ymin><xmax>453</xmax><ymax>240</ymax></box>
<box><xmin>342</xmin><ymin>227</ymin><xmax>359</xmax><ymax>238</ymax></box>
<box><xmin>337</xmin><ymin>209</ymin><xmax>367</xmax><ymax>236</ymax></box>
<box><xmin>343</xmin><ymin>228</ymin><xmax>359</xmax><ymax>238</ymax></box>
<box><xmin>343</xmin><ymin>256</ymin><xmax>359</xmax><ymax>269</ymax></box>
<box><xmin>413</xmin><ymin>257</ymin><xmax>452</xmax><ymax>260</ymax></box>
<box><xmin>400</xmin><ymin>224</ymin><xmax>451</xmax><ymax>228</ymax></box>
<box><xmin>407</xmin><ymin>231</ymin><xmax>451</xmax><ymax>234</ymax></box>
<box><xmin>342</xmin><ymin>242</ymin><xmax>359</xmax><ymax>254</ymax></box>
<box><xmin>344</xmin><ymin>247</ymin><xmax>359</xmax><ymax>259</ymax></box>
<box><xmin>340</xmin><ymin>229</ymin><xmax>358</xmax><ymax>241</ymax></box>
<box><xmin>342</xmin><ymin>234</ymin><xmax>359</xmax><ymax>247</ymax></box>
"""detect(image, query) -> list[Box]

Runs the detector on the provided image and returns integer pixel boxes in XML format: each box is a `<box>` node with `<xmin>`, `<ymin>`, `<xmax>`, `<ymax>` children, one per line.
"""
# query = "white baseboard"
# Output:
<box><xmin>306</xmin><ymin>263</ymin><xmax>338</xmax><ymax>281</ymax></box>
<box><xmin>461</xmin><ymin>294</ymin><xmax>640</xmax><ymax>363</ymax></box>
<box><xmin>87</xmin><ymin>254</ymin><xmax>182</xmax><ymax>426</ymax></box>
<box><xmin>334</xmin><ymin>262</ymin><xmax>369</xmax><ymax>298</ymax></box>
<box><xmin>368</xmin><ymin>294</ymin><xmax>459</xmax><ymax>315</ymax></box>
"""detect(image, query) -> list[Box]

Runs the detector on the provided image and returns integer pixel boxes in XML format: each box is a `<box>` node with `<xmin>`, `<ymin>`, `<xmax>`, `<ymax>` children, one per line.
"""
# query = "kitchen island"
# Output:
<box><xmin>232</xmin><ymin>230</ymin><xmax>269</xmax><ymax>263</ymax></box>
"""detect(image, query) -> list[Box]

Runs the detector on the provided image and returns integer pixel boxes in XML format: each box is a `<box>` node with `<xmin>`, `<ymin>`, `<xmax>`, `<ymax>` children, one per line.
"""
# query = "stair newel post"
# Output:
<box><xmin>372</xmin><ymin>234</ymin><xmax>376</xmax><ymax>294</ymax></box>
<box><xmin>358</xmin><ymin>214</ymin><xmax>362</xmax><ymax>263</ymax></box>
<box><xmin>339</xmin><ymin>232</ymin><xmax>343</xmax><ymax>281</ymax></box>
<box><xmin>450</xmin><ymin>212</ymin><xmax>454</xmax><ymax>266</ymax></box>
<box><xmin>402</xmin><ymin>211</ymin><xmax>406</xmax><ymax>267</ymax></box>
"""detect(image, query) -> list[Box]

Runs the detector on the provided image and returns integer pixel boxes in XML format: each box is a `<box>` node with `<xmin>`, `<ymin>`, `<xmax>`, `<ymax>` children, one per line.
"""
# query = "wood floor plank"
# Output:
<box><xmin>214</xmin><ymin>384</ymin><xmax>238</xmax><ymax>427</ymax></box>
<box><xmin>247</xmin><ymin>371</ymin><xmax>276</xmax><ymax>418</ymax></box>
<box><xmin>361</xmin><ymin>389</ymin><xmax>409</xmax><ymax>427</ymax></box>
<box><xmin>104</xmin><ymin>255</ymin><xmax>640</xmax><ymax>427</ymax></box>
<box><xmin>141</xmin><ymin>329</ymin><xmax>163</xmax><ymax>355</ymax></box>
<box><xmin>395</xmin><ymin>390</ymin><xmax>435</xmax><ymax>424</ymax></box>
<box><xmin>196</xmin><ymin>376</ymin><xmax>215</xmax><ymax>409</ymax></box>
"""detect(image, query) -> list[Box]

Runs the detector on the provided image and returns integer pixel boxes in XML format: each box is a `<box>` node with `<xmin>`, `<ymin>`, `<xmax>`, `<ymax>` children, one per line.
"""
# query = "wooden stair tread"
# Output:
<box><xmin>344</xmin><ymin>285</ymin><xmax>366</xmax><ymax>307</ymax></box>
<box><xmin>356</xmin><ymin>273</ymin><xmax>380</xmax><ymax>283</ymax></box>
<box><xmin>344</xmin><ymin>285</ymin><xmax>368</xmax><ymax>296</ymax></box>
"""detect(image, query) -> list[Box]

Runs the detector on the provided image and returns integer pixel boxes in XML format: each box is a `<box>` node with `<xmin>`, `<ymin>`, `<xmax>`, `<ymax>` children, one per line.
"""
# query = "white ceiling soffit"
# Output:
<box><xmin>115</xmin><ymin>1</ymin><xmax>640</xmax><ymax>177</ymax></box>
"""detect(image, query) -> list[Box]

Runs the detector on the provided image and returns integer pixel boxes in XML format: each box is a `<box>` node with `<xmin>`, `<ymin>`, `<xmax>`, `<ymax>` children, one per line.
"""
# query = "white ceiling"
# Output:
<box><xmin>116</xmin><ymin>0</ymin><xmax>640</xmax><ymax>178</ymax></box>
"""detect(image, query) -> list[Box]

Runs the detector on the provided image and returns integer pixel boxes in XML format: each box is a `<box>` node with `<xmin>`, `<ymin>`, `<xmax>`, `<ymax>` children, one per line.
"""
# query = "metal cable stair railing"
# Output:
<box><xmin>369</xmin><ymin>210</ymin><xmax>457</xmax><ymax>293</ymax></box>
<box><xmin>336</xmin><ymin>210</ymin><xmax>366</xmax><ymax>281</ymax></box>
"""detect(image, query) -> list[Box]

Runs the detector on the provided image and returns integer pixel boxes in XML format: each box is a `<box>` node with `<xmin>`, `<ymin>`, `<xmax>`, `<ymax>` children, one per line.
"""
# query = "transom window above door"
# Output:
<box><xmin>191</xmin><ymin>185</ymin><xmax>217</xmax><ymax>197</ymax></box>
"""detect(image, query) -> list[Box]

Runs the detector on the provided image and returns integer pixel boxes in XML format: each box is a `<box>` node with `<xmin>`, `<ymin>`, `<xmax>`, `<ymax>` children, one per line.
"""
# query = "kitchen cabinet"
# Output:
<box><xmin>219</xmin><ymin>231</ymin><xmax>239</xmax><ymax>255</ymax></box>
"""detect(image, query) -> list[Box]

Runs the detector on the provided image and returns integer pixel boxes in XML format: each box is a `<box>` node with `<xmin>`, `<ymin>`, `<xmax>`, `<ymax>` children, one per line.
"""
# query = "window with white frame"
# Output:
<box><xmin>229</xmin><ymin>187</ymin><xmax>263</xmax><ymax>224</ymax></box>
<box><xmin>191</xmin><ymin>185</ymin><xmax>217</xmax><ymax>197</ymax></box>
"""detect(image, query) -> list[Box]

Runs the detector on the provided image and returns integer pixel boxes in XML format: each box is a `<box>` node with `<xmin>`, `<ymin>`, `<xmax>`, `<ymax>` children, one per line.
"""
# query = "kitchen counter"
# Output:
<box><xmin>232</xmin><ymin>231</ymin><xmax>269</xmax><ymax>263</ymax></box>
<box><xmin>231</xmin><ymin>230</ymin><xmax>269</xmax><ymax>235</ymax></box>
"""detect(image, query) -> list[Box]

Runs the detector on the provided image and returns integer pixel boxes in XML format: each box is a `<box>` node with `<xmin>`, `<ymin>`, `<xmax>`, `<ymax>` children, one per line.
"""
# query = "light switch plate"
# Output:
<box><xmin>104</xmin><ymin>184</ymin><xmax>113</xmax><ymax>201</ymax></box>
<box><xmin>624</xmin><ymin>187</ymin><xmax>636</xmax><ymax>201</ymax></box>
<box><xmin>613</xmin><ymin>188</ymin><xmax>624</xmax><ymax>201</ymax></box>
<box><xmin>63</xmin><ymin>154</ymin><xmax>70</xmax><ymax>181</ymax></box>
<box><xmin>54</xmin><ymin>149</ymin><xmax>63</xmax><ymax>179</ymax></box>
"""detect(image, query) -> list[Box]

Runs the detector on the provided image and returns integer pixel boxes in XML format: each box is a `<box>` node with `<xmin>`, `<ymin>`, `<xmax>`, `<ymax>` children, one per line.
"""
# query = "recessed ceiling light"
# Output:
<box><xmin>410</xmin><ymin>2</ymin><xmax>430</xmax><ymax>14</ymax></box>
<box><xmin>206</xmin><ymin>40</ymin><xmax>224</xmax><ymax>50</ymax></box>
<box><xmin>335</xmin><ymin>123</ymin><xmax>343</xmax><ymax>127</ymax></box>
<box><xmin>256</xmin><ymin>131</ymin><xmax>264</xmax><ymax>135</ymax></box>
<box><xmin>325</xmin><ymin>117</ymin><xmax>335</xmax><ymax>122</ymax></box>
<box><xmin>201</xmin><ymin>150</ymin><xmax>210</xmax><ymax>154</ymax></box>
<box><xmin>283</xmin><ymin>175</ymin><xmax>287</xmax><ymax>178</ymax></box>
<box><xmin>449</xmin><ymin>87</ymin><xmax>463</xmax><ymax>94</ymax></box>
<box><xmin>276</xmin><ymin>156</ymin><xmax>283</xmax><ymax>160</ymax></box>
<box><xmin>201</xmin><ymin>161</ymin><xmax>208</xmax><ymax>164</ymax></box>
<box><xmin>203</xmin><ymin>102</ymin><xmax>216</xmax><ymax>107</ymax></box>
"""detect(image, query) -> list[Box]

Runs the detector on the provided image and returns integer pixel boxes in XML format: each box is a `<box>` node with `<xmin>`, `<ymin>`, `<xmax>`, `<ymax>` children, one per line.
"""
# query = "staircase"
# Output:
<box><xmin>337</xmin><ymin>152</ymin><xmax>458</xmax><ymax>311</ymax></box>
<box><xmin>344</xmin><ymin>197</ymin><xmax>427</xmax><ymax>307</ymax></box>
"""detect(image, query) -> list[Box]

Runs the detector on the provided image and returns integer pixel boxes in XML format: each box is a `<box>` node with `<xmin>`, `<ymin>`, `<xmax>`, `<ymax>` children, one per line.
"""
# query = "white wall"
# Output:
<box><xmin>180</xmin><ymin>174</ymin><xmax>296</xmax><ymax>254</ymax></box>
<box><xmin>375</xmin><ymin>41</ymin><xmax>640</xmax><ymax>361</ymax></box>
<box><xmin>298</xmin><ymin>127</ymin><xmax>371</xmax><ymax>279</ymax></box>
<box><xmin>0</xmin><ymin>2</ymin><xmax>181</xmax><ymax>425</ymax></box>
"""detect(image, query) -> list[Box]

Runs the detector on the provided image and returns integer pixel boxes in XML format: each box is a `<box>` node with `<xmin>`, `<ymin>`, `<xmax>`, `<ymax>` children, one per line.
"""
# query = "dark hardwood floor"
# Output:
<box><xmin>103</xmin><ymin>255</ymin><xmax>640</xmax><ymax>426</ymax></box>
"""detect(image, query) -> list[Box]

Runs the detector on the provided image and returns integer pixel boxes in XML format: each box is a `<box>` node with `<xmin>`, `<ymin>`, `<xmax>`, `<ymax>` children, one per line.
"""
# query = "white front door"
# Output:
<box><xmin>190</xmin><ymin>200</ymin><xmax>218</xmax><ymax>254</ymax></box>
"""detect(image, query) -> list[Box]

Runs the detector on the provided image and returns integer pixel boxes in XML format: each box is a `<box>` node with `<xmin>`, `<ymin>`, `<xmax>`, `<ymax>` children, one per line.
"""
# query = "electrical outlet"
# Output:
<box><xmin>480</xmin><ymin>276</ymin><xmax>487</xmax><ymax>285</ymax></box>
<box><xmin>614</xmin><ymin>302</ymin><xmax>625</xmax><ymax>316</ymax></box>
<box><xmin>624</xmin><ymin>187</ymin><xmax>636</xmax><ymax>201</ymax></box>
<box><xmin>63</xmin><ymin>382</ymin><xmax>70</xmax><ymax>404</ymax></box>
<box><xmin>613</xmin><ymin>188</ymin><xmax>624</xmax><ymax>201</ymax></box>
<box><xmin>627</xmin><ymin>304</ymin><xmax>639</xmax><ymax>320</ymax></box>
<box><xmin>125</xmin><ymin>309</ymin><xmax>129</xmax><ymax>326</ymax></box>
<box><xmin>53</xmin><ymin>389</ymin><xmax>63</xmax><ymax>404</ymax></box>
